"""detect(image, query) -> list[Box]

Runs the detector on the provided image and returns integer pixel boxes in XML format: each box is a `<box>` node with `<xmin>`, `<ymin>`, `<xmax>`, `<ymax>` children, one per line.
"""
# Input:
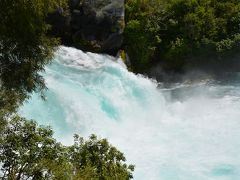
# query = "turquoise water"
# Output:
<box><xmin>20</xmin><ymin>47</ymin><xmax>240</xmax><ymax>180</ymax></box>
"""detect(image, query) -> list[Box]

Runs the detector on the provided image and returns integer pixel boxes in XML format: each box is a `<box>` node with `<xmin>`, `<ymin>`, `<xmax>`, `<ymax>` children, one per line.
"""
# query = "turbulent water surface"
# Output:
<box><xmin>21</xmin><ymin>46</ymin><xmax>240</xmax><ymax>180</ymax></box>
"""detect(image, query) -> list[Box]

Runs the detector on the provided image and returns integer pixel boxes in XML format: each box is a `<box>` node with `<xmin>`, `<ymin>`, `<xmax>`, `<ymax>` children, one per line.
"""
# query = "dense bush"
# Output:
<box><xmin>124</xmin><ymin>0</ymin><xmax>240</xmax><ymax>73</ymax></box>
<box><xmin>124</xmin><ymin>0</ymin><xmax>163</xmax><ymax>72</ymax></box>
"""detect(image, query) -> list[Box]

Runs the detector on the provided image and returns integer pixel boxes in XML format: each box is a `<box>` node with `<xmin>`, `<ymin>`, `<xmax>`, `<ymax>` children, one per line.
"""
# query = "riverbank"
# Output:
<box><xmin>48</xmin><ymin>0</ymin><xmax>240</xmax><ymax>79</ymax></box>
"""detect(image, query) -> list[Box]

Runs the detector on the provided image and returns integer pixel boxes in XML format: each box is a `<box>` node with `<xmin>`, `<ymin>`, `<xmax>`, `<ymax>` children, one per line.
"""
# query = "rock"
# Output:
<box><xmin>47</xmin><ymin>0</ymin><xmax>125</xmax><ymax>55</ymax></box>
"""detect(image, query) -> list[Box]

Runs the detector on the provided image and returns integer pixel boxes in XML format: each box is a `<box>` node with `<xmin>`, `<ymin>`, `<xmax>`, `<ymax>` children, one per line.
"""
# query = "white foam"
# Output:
<box><xmin>21</xmin><ymin>46</ymin><xmax>240</xmax><ymax>180</ymax></box>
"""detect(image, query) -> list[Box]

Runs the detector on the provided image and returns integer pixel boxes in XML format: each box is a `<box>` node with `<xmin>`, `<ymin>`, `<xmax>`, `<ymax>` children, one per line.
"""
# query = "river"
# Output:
<box><xmin>20</xmin><ymin>46</ymin><xmax>240</xmax><ymax>180</ymax></box>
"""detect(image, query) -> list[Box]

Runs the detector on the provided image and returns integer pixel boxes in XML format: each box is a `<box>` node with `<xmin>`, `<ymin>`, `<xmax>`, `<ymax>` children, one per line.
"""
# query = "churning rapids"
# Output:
<box><xmin>20</xmin><ymin>46</ymin><xmax>240</xmax><ymax>180</ymax></box>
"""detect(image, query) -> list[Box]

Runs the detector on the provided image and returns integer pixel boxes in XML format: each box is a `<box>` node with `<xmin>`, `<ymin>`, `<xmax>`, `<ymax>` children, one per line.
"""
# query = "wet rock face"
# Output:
<box><xmin>48</xmin><ymin>0</ymin><xmax>125</xmax><ymax>55</ymax></box>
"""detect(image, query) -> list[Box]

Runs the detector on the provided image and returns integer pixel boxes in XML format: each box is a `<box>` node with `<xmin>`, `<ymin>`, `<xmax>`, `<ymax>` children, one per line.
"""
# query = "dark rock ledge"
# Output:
<box><xmin>47</xmin><ymin>0</ymin><xmax>125</xmax><ymax>55</ymax></box>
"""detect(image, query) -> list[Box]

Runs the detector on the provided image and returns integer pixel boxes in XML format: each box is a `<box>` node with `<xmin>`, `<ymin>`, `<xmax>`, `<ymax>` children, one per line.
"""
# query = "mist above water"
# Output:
<box><xmin>20</xmin><ymin>46</ymin><xmax>240</xmax><ymax>180</ymax></box>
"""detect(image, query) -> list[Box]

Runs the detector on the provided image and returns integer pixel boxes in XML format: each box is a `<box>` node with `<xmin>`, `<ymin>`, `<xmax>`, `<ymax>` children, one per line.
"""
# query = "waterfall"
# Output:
<box><xmin>20</xmin><ymin>46</ymin><xmax>240</xmax><ymax>180</ymax></box>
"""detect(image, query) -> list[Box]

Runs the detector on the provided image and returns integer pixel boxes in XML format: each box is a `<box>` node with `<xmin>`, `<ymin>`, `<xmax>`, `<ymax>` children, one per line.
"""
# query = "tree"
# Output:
<box><xmin>0</xmin><ymin>116</ymin><xmax>69</xmax><ymax>179</ymax></box>
<box><xmin>0</xmin><ymin>117</ymin><xmax>134</xmax><ymax>180</ymax></box>
<box><xmin>124</xmin><ymin>0</ymin><xmax>163</xmax><ymax>72</ymax></box>
<box><xmin>124</xmin><ymin>0</ymin><xmax>240</xmax><ymax>73</ymax></box>
<box><xmin>69</xmin><ymin>134</ymin><xmax>134</xmax><ymax>180</ymax></box>
<box><xmin>0</xmin><ymin>0</ymin><xmax>67</xmax><ymax>112</ymax></box>
<box><xmin>161</xmin><ymin>0</ymin><xmax>240</xmax><ymax>70</ymax></box>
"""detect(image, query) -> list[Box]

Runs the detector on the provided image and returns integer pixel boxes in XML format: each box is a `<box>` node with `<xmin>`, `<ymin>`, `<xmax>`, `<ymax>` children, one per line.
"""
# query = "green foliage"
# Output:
<box><xmin>0</xmin><ymin>0</ymin><xmax>66</xmax><ymax>111</ymax></box>
<box><xmin>124</xmin><ymin>0</ymin><xmax>240</xmax><ymax>72</ymax></box>
<box><xmin>216</xmin><ymin>34</ymin><xmax>240</xmax><ymax>53</ymax></box>
<box><xmin>124</xmin><ymin>0</ymin><xmax>163</xmax><ymax>72</ymax></box>
<box><xmin>0</xmin><ymin>116</ymin><xmax>134</xmax><ymax>180</ymax></box>
<box><xmin>69</xmin><ymin>134</ymin><xmax>134</xmax><ymax>180</ymax></box>
<box><xmin>0</xmin><ymin>116</ymin><xmax>69</xmax><ymax>179</ymax></box>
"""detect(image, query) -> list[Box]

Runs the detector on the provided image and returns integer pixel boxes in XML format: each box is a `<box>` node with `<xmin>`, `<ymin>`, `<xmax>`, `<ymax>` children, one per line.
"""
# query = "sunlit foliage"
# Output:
<box><xmin>0</xmin><ymin>117</ymin><xmax>134</xmax><ymax>179</ymax></box>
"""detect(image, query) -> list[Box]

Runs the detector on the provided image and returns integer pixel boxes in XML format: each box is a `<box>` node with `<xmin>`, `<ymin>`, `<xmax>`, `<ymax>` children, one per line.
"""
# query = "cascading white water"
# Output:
<box><xmin>20</xmin><ymin>46</ymin><xmax>240</xmax><ymax>180</ymax></box>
